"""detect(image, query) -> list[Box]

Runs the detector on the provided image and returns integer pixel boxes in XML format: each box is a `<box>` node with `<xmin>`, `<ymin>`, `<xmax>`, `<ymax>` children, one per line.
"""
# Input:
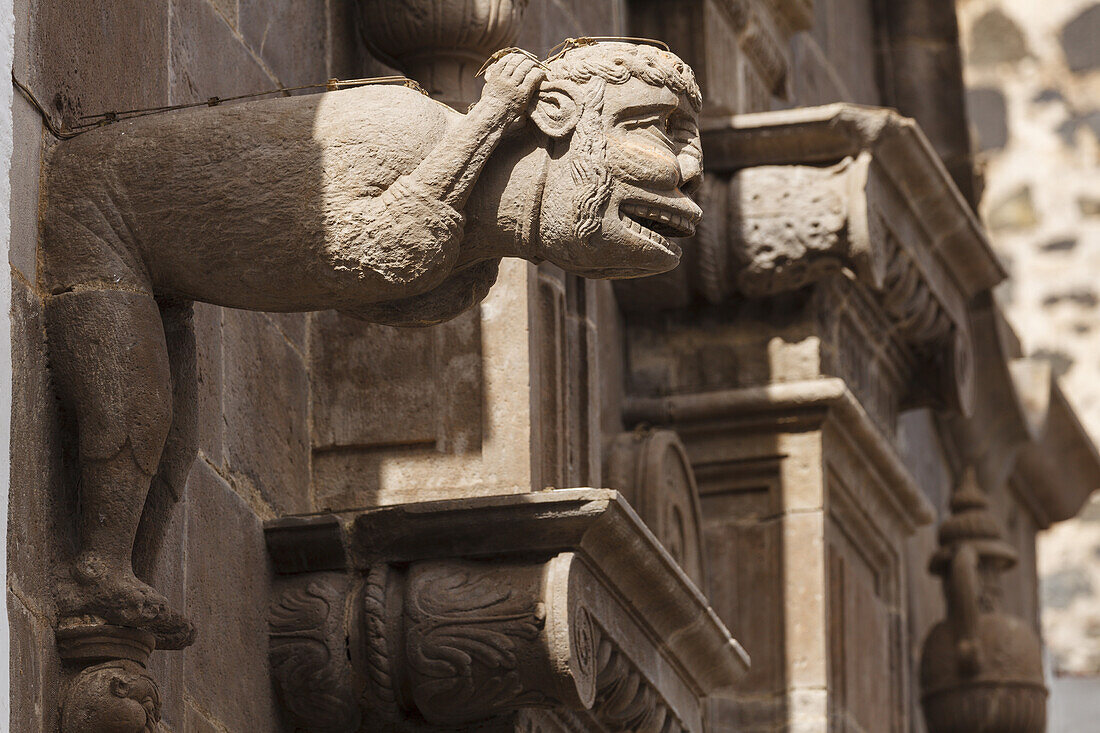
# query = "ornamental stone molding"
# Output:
<box><xmin>606</xmin><ymin>429</ymin><xmax>707</xmax><ymax>590</ymax></box>
<box><xmin>617</xmin><ymin>104</ymin><xmax>1008</xmax><ymax>416</ymax></box>
<box><xmin>264</xmin><ymin>490</ymin><xmax>748</xmax><ymax>732</ymax></box>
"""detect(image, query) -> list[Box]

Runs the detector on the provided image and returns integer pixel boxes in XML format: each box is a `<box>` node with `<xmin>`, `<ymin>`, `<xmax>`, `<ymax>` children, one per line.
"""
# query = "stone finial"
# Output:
<box><xmin>919</xmin><ymin>469</ymin><xmax>1047</xmax><ymax>733</ymax></box>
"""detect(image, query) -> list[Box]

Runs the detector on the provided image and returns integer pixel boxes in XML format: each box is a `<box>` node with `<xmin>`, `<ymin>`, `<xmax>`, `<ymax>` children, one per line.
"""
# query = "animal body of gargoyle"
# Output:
<box><xmin>38</xmin><ymin>44</ymin><xmax>702</xmax><ymax>647</ymax></box>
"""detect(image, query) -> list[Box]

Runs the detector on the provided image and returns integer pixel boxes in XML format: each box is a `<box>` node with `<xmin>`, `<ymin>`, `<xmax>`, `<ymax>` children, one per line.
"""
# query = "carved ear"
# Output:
<box><xmin>529</xmin><ymin>82</ymin><xmax>580</xmax><ymax>139</ymax></box>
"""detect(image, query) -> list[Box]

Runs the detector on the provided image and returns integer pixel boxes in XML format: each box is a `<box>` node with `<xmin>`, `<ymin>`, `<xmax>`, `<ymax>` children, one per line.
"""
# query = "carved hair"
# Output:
<box><xmin>547</xmin><ymin>43</ymin><xmax>701</xmax><ymax>241</ymax></box>
<box><xmin>569</xmin><ymin>79</ymin><xmax>614</xmax><ymax>241</ymax></box>
<box><xmin>547</xmin><ymin>42</ymin><xmax>702</xmax><ymax>113</ymax></box>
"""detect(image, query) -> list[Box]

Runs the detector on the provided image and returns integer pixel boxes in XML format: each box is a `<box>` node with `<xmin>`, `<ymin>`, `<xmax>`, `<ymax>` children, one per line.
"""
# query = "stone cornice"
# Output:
<box><xmin>346</xmin><ymin>490</ymin><xmax>750</xmax><ymax>692</ymax></box>
<box><xmin>618</xmin><ymin>104</ymin><xmax>1008</xmax><ymax>416</ymax></box>
<box><xmin>623</xmin><ymin>378</ymin><xmax>936</xmax><ymax>531</ymax></box>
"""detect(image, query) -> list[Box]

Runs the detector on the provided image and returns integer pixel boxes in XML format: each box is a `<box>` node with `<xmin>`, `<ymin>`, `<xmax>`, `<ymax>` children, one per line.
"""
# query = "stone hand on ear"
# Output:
<box><xmin>482</xmin><ymin>51</ymin><xmax>547</xmax><ymax>112</ymax></box>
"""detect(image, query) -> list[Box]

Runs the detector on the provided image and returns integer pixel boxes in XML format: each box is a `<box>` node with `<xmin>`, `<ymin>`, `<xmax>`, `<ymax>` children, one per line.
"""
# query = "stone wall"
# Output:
<box><xmin>957</xmin><ymin>0</ymin><xmax>1100</xmax><ymax>708</ymax></box>
<box><xmin>7</xmin><ymin>2</ymin><xmax>365</xmax><ymax>730</ymax></box>
<box><xmin>3</xmin><ymin>2</ymin><xmax>629</xmax><ymax>731</ymax></box>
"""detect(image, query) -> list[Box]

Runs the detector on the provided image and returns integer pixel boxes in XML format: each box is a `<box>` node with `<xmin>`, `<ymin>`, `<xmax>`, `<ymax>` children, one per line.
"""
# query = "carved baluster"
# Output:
<box><xmin>919</xmin><ymin>469</ymin><xmax>1047</xmax><ymax>733</ymax></box>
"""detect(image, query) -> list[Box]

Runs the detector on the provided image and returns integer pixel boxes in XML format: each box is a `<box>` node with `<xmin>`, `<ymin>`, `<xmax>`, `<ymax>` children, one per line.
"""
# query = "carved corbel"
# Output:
<box><xmin>618</xmin><ymin>105</ymin><xmax>1004</xmax><ymax>416</ymax></box>
<box><xmin>269</xmin><ymin>555</ymin><xmax>599</xmax><ymax>731</ymax></box>
<box><xmin>57</xmin><ymin>622</ymin><xmax>162</xmax><ymax>733</ymax></box>
<box><xmin>266</xmin><ymin>490</ymin><xmax>746</xmax><ymax>732</ymax></box>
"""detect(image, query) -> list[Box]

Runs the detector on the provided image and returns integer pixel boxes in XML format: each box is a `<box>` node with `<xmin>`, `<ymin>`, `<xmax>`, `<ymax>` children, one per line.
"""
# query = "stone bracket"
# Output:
<box><xmin>617</xmin><ymin>104</ymin><xmax>1010</xmax><ymax>416</ymax></box>
<box><xmin>265</xmin><ymin>490</ymin><xmax>749</xmax><ymax>732</ymax></box>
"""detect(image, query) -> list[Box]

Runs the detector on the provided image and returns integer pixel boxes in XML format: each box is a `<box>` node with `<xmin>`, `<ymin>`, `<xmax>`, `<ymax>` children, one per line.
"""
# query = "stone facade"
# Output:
<box><xmin>7</xmin><ymin>1</ymin><xmax>1100</xmax><ymax>732</ymax></box>
<box><xmin>956</xmin><ymin>0</ymin><xmax>1100</xmax><ymax>725</ymax></box>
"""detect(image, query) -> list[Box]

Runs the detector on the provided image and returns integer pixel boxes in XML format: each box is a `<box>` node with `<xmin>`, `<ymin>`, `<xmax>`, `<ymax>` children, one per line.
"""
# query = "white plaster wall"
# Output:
<box><xmin>0</xmin><ymin>0</ymin><xmax>14</xmax><ymax>725</ymax></box>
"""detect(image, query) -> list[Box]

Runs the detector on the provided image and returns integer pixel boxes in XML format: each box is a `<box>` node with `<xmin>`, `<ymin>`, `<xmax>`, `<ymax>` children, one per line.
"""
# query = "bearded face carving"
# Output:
<box><xmin>530</xmin><ymin>44</ymin><xmax>704</xmax><ymax>277</ymax></box>
<box><xmin>38</xmin><ymin>41</ymin><xmax>702</xmax><ymax>647</ymax></box>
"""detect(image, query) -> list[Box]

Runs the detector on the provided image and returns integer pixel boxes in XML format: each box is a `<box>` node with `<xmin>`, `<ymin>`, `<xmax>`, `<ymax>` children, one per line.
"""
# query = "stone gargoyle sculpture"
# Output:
<box><xmin>39</xmin><ymin>42</ymin><xmax>703</xmax><ymax>648</ymax></box>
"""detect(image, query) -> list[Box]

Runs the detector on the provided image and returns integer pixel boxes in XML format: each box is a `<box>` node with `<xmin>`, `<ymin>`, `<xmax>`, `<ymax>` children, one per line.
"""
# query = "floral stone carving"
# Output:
<box><xmin>919</xmin><ymin>469</ymin><xmax>1047</xmax><ymax>733</ymax></box>
<box><xmin>39</xmin><ymin>42</ymin><xmax>703</xmax><ymax>648</ymax></box>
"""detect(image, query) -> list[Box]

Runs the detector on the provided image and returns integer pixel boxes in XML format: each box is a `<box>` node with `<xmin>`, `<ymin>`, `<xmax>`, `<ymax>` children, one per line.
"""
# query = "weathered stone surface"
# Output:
<box><xmin>22</xmin><ymin>0</ymin><xmax>169</xmax><ymax>125</ymax></box>
<box><xmin>967</xmin><ymin>86</ymin><xmax>1009</xmax><ymax>151</ymax></box>
<box><xmin>9</xmin><ymin>93</ymin><xmax>42</xmax><ymax>281</ymax></box>
<box><xmin>208</xmin><ymin>0</ymin><xmax>236</xmax><ymax>26</ymax></box>
<box><xmin>987</xmin><ymin>185</ymin><xmax>1039</xmax><ymax>231</ymax></box>
<box><xmin>192</xmin><ymin>302</ymin><xmax>224</xmax><ymax>466</ymax></box>
<box><xmin>266</xmin><ymin>490</ymin><xmax>749</xmax><ymax>731</ymax></box>
<box><xmin>1061</xmin><ymin>4</ymin><xmax>1100</xmax><ymax>73</ymax></box>
<box><xmin>969</xmin><ymin>8</ymin><xmax>1030</xmax><ymax>66</ymax></box>
<box><xmin>184</xmin><ymin>460</ymin><xmax>280</xmax><ymax>732</ymax></box>
<box><xmin>170</xmin><ymin>0</ymin><xmax>276</xmax><ymax>105</ymax></box>
<box><xmin>240</xmin><ymin>0</ymin><xmax>328</xmax><ymax>88</ymax></box>
<box><xmin>223</xmin><ymin>308</ymin><xmax>310</xmax><ymax>516</ymax></box>
<box><xmin>9</xmin><ymin>591</ymin><xmax>62</xmax><ymax>733</ymax></box>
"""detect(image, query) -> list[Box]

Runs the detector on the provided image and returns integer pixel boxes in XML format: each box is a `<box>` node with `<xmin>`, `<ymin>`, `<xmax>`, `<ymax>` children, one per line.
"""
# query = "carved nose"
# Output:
<box><xmin>679</xmin><ymin>153</ymin><xmax>703</xmax><ymax>196</ymax></box>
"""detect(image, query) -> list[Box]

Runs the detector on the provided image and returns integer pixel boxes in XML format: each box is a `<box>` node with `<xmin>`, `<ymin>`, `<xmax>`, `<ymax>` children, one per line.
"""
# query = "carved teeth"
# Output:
<box><xmin>619</xmin><ymin>202</ymin><xmax>696</xmax><ymax>238</ymax></box>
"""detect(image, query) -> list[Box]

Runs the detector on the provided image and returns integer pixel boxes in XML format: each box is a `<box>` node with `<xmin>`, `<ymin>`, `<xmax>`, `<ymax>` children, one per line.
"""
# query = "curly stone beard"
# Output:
<box><xmin>570</xmin><ymin>79</ymin><xmax>614</xmax><ymax>242</ymax></box>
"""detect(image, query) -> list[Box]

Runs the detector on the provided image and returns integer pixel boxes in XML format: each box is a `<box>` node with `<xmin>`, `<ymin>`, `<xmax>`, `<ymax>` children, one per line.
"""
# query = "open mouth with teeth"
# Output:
<box><xmin>619</xmin><ymin>201</ymin><xmax>697</xmax><ymax>250</ymax></box>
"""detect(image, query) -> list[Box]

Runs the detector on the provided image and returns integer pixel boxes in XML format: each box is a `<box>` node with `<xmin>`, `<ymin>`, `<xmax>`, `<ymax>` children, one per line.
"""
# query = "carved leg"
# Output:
<box><xmin>46</xmin><ymin>288</ymin><xmax>195</xmax><ymax>649</ymax></box>
<box><xmin>134</xmin><ymin>298</ymin><xmax>197</xmax><ymax>580</ymax></box>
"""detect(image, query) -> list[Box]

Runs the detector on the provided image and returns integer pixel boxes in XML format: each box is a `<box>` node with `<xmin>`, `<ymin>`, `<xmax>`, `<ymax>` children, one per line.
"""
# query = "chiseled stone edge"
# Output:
<box><xmin>624</xmin><ymin>377</ymin><xmax>936</xmax><ymax>531</ymax></box>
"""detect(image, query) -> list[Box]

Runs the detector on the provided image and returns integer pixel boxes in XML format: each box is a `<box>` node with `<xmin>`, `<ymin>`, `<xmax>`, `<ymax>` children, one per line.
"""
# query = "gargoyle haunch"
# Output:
<box><xmin>38</xmin><ymin>42</ymin><xmax>702</xmax><ymax>646</ymax></box>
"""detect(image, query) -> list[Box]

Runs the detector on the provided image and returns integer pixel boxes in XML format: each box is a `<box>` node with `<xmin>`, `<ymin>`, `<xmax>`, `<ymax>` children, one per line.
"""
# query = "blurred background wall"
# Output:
<box><xmin>958</xmin><ymin>0</ymin><xmax>1100</xmax><ymax>728</ymax></box>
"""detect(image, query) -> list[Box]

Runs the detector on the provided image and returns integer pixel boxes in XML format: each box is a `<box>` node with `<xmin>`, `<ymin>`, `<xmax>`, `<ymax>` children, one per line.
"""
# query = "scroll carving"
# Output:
<box><xmin>269</xmin><ymin>580</ymin><xmax>362</xmax><ymax>733</ymax></box>
<box><xmin>404</xmin><ymin>562</ymin><xmax>552</xmax><ymax>721</ymax></box>
<box><xmin>591</xmin><ymin>627</ymin><xmax>688</xmax><ymax>733</ymax></box>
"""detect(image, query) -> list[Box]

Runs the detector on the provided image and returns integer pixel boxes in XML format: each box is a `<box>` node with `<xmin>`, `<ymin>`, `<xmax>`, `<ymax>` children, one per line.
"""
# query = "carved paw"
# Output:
<box><xmin>62</xmin><ymin>660</ymin><xmax>161</xmax><ymax>733</ymax></box>
<box><xmin>481</xmin><ymin>51</ymin><xmax>546</xmax><ymax>114</ymax></box>
<box><xmin>59</xmin><ymin>560</ymin><xmax>196</xmax><ymax>650</ymax></box>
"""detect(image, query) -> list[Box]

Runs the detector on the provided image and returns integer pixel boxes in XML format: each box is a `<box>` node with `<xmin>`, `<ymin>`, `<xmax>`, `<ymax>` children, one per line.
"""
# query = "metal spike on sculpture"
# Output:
<box><xmin>919</xmin><ymin>467</ymin><xmax>1048</xmax><ymax>733</ymax></box>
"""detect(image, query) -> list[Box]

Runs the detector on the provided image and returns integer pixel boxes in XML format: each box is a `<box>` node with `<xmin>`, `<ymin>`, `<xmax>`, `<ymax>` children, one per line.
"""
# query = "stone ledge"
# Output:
<box><xmin>624</xmin><ymin>377</ymin><xmax>936</xmax><ymax>532</ymax></box>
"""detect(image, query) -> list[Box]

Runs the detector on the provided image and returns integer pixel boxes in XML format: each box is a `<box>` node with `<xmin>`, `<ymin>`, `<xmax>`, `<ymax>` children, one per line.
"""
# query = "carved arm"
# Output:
<box><xmin>409</xmin><ymin>52</ymin><xmax>546</xmax><ymax>210</ymax></box>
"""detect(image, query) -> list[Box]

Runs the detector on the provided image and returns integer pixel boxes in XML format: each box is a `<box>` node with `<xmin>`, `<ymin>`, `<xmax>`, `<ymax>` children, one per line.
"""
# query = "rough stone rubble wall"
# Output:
<box><xmin>958</xmin><ymin>0</ymin><xmax>1100</xmax><ymax>699</ymax></box>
